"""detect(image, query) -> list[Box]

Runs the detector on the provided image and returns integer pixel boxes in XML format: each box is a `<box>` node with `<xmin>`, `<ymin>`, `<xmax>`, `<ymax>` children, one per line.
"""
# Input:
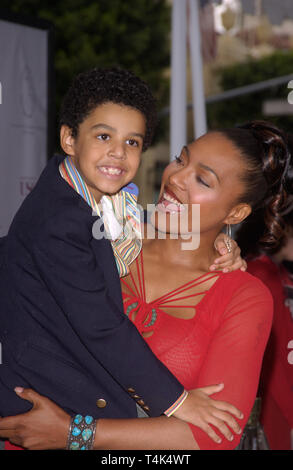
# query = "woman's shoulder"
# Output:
<box><xmin>220</xmin><ymin>268</ymin><xmax>273</xmax><ymax>296</ymax></box>
<box><xmin>200</xmin><ymin>269</ymin><xmax>273</xmax><ymax>333</ymax></box>
<box><xmin>204</xmin><ymin>270</ymin><xmax>273</xmax><ymax>334</ymax></box>
<box><xmin>213</xmin><ymin>269</ymin><xmax>273</xmax><ymax>313</ymax></box>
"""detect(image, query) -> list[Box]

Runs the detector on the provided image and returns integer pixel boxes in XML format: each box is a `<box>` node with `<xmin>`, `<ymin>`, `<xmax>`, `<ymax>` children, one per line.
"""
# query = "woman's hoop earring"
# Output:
<box><xmin>226</xmin><ymin>224</ymin><xmax>232</xmax><ymax>238</ymax></box>
<box><xmin>225</xmin><ymin>224</ymin><xmax>233</xmax><ymax>253</ymax></box>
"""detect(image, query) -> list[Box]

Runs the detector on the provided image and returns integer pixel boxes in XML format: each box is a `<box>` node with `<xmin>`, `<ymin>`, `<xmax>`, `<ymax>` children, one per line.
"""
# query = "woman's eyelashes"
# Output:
<box><xmin>174</xmin><ymin>155</ymin><xmax>210</xmax><ymax>187</ymax></box>
<box><xmin>175</xmin><ymin>155</ymin><xmax>184</xmax><ymax>165</ymax></box>
<box><xmin>196</xmin><ymin>175</ymin><xmax>210</xmax><ymax>188</ymax></box>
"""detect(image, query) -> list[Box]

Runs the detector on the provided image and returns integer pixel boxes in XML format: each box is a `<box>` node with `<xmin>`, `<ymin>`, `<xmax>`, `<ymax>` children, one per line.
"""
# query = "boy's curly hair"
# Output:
<box><xmin>59</xmin><ymin>67</ymin><xmax>157</xmax><ymax>151</ymax></box>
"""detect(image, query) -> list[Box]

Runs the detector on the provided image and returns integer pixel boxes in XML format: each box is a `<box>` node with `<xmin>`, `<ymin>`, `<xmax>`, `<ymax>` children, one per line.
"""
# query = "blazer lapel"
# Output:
<box><xmin>91</xmin><ymin>233</ymin><xmax>124</xmax><ymax>313</ymax></box>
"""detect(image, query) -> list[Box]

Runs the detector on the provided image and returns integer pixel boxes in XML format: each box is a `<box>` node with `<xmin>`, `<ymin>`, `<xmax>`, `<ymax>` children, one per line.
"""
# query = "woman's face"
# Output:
<box><xmin>154</xmin><ymin>132</ymin><xmax>250</xmax><ymax>237</ymax></box>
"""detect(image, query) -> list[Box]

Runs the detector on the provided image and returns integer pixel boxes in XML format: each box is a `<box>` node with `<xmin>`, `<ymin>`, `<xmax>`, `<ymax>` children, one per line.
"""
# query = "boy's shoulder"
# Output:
<box><xmin>10</xmin><ymin>155</ymin><xmax>94</xmax><ymax>238</ymax></box>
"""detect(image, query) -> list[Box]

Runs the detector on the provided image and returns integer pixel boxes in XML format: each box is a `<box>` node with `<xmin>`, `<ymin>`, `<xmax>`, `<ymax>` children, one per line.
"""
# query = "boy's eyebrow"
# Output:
<box><xmin>91</xmin><ymin>123</ymin><xmax>115</xmax><ymax>132</ymax></box>
<box><xmin>91</xmin><ymin>123</ymin><xmax>144</xmax><ymax>139</ymax></box>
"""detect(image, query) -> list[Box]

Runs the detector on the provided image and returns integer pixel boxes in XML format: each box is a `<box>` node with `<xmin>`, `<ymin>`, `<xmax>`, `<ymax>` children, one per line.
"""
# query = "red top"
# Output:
<box><xmin>247</xmin><ymin>255</ymin><xmax>293</xmax><ymax>450</ymax></box>
<box><xmin>3</xmin><ymin>252</ymin><xmax>274</xmax><ymax>452</ymax></box>
<box><xmin>121</xmin><ymin>251</ymin><xmax>273</xmax><ymax>450</ymax></box>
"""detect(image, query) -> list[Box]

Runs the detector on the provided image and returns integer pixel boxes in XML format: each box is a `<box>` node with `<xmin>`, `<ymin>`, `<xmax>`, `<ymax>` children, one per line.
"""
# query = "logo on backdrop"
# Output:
<box><xmin>20</xmin><ymin>65</ymin><xmax>36</xmax><ymax>118</ymax></box>
<box><xmin>19</xmin><ymin>177</ymin><xmax>36</xmax><ymax>197</ymax></box>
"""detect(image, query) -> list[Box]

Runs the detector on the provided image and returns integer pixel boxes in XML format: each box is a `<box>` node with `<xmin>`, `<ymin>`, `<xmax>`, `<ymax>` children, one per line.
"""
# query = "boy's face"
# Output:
<box><xmin>60</xmin><ymin>102</ymin><xmax>146</xmax><ymax>202</ymax></box>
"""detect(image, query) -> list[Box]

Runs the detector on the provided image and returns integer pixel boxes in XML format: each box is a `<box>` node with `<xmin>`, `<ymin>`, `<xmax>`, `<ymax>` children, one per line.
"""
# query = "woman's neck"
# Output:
<box><xmin>143</xmin><ymin>225</ymin><xmax>220</xmax><ymax>272</ymax></box>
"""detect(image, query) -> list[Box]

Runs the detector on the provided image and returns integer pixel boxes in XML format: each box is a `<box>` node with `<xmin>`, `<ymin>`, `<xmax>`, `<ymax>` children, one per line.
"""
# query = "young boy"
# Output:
<box><xmin>0</xmin><ymin>68</ymin><xmax>242</xmax><ymax>444</ymax></box>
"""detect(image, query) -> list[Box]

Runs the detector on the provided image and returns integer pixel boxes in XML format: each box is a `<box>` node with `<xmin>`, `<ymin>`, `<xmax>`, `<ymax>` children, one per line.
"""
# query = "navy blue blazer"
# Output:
<box><xmin>0</xmin><ymin>155</ymin><xmax>183</xmax><ymax>419</ymax></box>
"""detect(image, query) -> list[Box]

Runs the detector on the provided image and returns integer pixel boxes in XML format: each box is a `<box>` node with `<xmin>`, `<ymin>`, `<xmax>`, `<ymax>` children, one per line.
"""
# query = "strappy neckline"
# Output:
<box><xmin>121</xmin><ymin>249</ymin><xmax>223</xmax><ymax>313</ymax></box>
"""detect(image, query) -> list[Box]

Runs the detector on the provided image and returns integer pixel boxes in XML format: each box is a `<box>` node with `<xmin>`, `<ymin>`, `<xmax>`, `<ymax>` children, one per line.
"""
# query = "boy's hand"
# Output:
<box><xmin>211</xmin><ymin>233</ymin><xmax>247</xmax><ymax>273</ymax></box>
<box><xmin>172</xmin><ymin>384</ymin><xmax>243</xmax><ymax>444</ymax></box>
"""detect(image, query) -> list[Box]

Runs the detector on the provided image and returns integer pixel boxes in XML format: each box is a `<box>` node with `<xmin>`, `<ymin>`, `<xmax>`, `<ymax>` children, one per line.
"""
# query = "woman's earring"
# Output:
<box><xmin>225</xmin><ymin>224</ymin><xmax>233</xmax><ymax>253</ymax></box>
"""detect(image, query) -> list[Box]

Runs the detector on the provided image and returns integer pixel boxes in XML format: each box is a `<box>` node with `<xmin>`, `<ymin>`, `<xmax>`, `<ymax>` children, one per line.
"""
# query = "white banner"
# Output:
<box><xmin>0</xmin><ymin>18</ymin><xmax>48</xmax><ymax>236</ymax></box>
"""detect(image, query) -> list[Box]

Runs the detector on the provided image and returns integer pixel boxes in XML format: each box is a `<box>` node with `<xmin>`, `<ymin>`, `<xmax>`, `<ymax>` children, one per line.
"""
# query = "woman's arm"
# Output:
<box><xmin>94</xmin><ymin>384</ymin><xmax>245</xmax><ymax>449</ymax></box>
<box><xmin>187</xmin><ymin>275</ymin><xmax>273</xmax><ymax>450</ymax></box>
<box><xmin>94</xmin><ymin>415</ymin><xmax>197</xmax><ymax>450</ymax></box>
<box><xmin>0</xmin><ymin>384</ymin><xmax>243</xmax><ymax>450</ymax></box>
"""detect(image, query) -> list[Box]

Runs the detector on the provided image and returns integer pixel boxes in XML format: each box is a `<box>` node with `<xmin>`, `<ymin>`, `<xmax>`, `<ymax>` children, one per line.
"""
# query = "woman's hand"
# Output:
<box><xmin>173</xmin><ymin>383</ymin><xmax>243</xmax><ymax>444</ymax></box>
<box><xmin>211</xmin><ymin>233</ymin><xmax>247</xmax><ymax>273</ymax></box>
<box><xmin>0</xmin><ymin>387</ymin><xmax>70</xmax><ymax>450</ymax></box>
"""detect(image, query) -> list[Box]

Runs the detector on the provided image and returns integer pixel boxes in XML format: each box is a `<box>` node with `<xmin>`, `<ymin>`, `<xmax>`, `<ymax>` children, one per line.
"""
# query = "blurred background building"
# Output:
<box><xmin>137</xmin><ymin>0</ymin><xmax>293</xmax><ymax>206</ymax></box>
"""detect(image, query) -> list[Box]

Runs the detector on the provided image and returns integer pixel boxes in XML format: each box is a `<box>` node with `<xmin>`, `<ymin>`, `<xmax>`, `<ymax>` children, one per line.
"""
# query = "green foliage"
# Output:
<box><xmin>2</xmin><ymin>0</ymin><xmax>171</xmax><ymax>147</ymax></box>
<box><xmin>207</xmin><ymin>50</ymin><xmax>293</xmax><ymax>133</ymax></box>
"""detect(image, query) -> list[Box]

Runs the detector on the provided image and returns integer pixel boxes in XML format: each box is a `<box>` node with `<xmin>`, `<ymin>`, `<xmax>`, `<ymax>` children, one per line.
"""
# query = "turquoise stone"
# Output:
<box><xmin>82</xmin><ymin>428</ymin><xmax>93</xmax><ymax>441</ymax></box>
<box><xmin>70</xmin><ymin>441</ymin><xmax>80</xmax><ymax>450</ymax></box>
<box><xmin>126</xmin><ymin>301</ymin><xmax>138</xmax><ymax>317</ymax></box>
<box><xmin>144</xmin><ymin>308</ymin><xmax>157</xmax><ymax>327</ymax></box>
<box><xmin>85</xmin><ymin>415</ymin><xmax>93</xmax><ymax>425</ymax></box>
<box><xmin>72</xmin><ymin>427</ymin><xmax>81</xmax><ymax>437</ymax></box>
<box><xmin>80</xmin><ymin>446</ymin><xmax>86</xmax><ymax>450</ymax></box>
<box><xmin>74</xmin><ymin>415</ymin><xmax>83</xmax><ymax>425</ymax></box>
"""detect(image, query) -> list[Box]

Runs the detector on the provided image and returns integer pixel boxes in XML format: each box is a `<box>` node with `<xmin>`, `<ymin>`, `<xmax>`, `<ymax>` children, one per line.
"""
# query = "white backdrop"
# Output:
<box><xmin>0</xmin><ymin>18</ymin><xmax>49</xmax><ymax>236</ymax></box>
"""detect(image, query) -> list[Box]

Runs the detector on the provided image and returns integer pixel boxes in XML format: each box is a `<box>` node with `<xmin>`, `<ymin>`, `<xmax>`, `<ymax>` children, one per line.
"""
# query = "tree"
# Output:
<box><xmin>2</xmin><ymin>0</ymin><xmax>171</xmax><ymax>148</ymax></box>
<box><xmin>207</xmin><ymin>50</ymin><xmax>293</xmax><ymax>133</ymax></box>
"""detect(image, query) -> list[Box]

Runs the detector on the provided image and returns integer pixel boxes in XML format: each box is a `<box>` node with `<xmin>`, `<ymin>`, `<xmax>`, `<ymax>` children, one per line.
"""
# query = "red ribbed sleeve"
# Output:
<box><xmin>187</xmin><ymin>276</ymin><xmax>273</xmax><ymax>449</ymax></box>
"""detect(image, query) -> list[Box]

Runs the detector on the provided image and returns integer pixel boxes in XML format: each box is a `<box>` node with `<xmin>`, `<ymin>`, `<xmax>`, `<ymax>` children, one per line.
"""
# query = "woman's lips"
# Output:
<box><xmin>157</xmin><ymin>189</ymin><xmax>185</xmax><ymax>213</ymax></box>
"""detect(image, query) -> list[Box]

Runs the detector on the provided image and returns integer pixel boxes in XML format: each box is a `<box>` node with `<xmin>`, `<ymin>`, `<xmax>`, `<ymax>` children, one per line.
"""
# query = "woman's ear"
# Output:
<box><xmin>60</xmin><ymin>125</ymin><xmax>75</xmax><ymax>156</ymax></box>
<box><xmin>224</xmin><ymin>203</ymin><xmax>252</xmax><ymax>226</ymax></box>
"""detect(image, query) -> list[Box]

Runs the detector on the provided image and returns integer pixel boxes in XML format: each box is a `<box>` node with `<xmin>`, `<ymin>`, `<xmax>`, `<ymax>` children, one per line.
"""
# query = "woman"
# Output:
<box><xmin>1</xmin><ymin>120</ymin><xmax>291</xmax><ymax>450</ymax></box>
<box><xmin>237</xmin><ymin>208</ymin><xmax>293</xmax><ymax>449</ymax></box>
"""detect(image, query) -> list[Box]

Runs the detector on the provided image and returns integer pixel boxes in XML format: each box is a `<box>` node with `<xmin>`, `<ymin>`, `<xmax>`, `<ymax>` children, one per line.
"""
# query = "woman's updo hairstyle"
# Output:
<box><xmin>220</xmin><ymin>120</ymin><xmax>292</xmax><ymax>251</ymax></box>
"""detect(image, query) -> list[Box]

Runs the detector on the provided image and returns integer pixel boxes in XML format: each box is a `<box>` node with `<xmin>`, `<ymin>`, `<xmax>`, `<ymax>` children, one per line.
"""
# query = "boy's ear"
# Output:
<box><xmin>60</xmin><ymin>125</ymin><xmax>75</xmax><ymax>156</ymax></box>
<box><xmin>224</xmin><ymin>203</ymin><xmax>252</xmax><ymax>226</ymax></box>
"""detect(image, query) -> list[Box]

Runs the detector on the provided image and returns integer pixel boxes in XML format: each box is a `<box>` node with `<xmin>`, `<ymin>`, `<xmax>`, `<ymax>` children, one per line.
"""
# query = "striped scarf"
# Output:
<box><xmin>59</xmin><ymin>156</ymin><xmax>142</xmax><ymax>277</ymax></box>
